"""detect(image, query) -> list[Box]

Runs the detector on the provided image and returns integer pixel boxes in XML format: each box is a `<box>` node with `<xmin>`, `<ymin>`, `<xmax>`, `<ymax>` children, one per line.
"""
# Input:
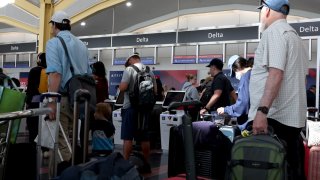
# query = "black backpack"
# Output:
<box><xmin>200</xmin><ymin>87</ymin><xmax>213</xmax><ymax>107</ymax></box>
<box><xmin>129</xmin><ymin>65</ymin><xmax>156</xmax><ymax>111</ymax></box>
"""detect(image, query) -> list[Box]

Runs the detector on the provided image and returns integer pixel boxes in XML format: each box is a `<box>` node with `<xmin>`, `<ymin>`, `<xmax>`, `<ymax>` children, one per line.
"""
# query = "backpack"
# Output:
<box><xmin>226</xmin><ymin>134</ymin><xmax>287</xmax><ymax>180</ymax></box>
<box><xmin>200</xmin><ymin>87</ymin><xmax>213</xmax><ymax>107</ymax></box>
<box><xmin>129</xmin><ymin>65</ymin><xmax>156</xmax><ymax>111</ymax></box>
<box><xmin>59</xmin><ymin>152</ymin><xmax>141</xmax><ymax>180</ymax></box>
<box><xmin>38</xmin><ymin>68</ymin><xmax>48</xmax><ymax>93</ymax></box>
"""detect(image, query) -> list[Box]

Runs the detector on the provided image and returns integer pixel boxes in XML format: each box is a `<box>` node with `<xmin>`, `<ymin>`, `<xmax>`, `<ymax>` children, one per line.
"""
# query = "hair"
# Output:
<box><xmin>52</xmin><ymin>20</ymin><xmax>71</xmax><ymax>31</ymax></box>
<box><xmin>92</xmin><ymin>61</ymin><xmax>106</xmax><ymax>77</ymax></box>
<box><xmin>95</xmin><ymin>103</ymin><xmax>112</xmax><ymax>120</ymax></box>
<box><xmin>247</xmin><ymin>57</ymin><xmax>254</xmax><ymax>68</ymax></box>
<box><xmin>231</xmin><ymin>57</ymin><xmax>249</xmax><ymax>72</ymax></box>
<box><xmin>0</xmin><ymin>68</ymin><xmax>3</xmax><ymax>74</ymax></box>
<box><xmin>37</xmin><ymin>52</ymin><xmax>47</xmax><ymax>68</ymax></box>
<box><xmin>186</xmin><ymin>74</ymin><xmax>196</xmax><ymax>81</ymax></box>
<box><xmin>309</xmin><ymin>85</ymin><xmax>316</xmax><ymax>90</ymax></box>
<box><xmin>200</xmin><ymin>79</ymin><xmax>205</xmax><ymax>84</ymax></box>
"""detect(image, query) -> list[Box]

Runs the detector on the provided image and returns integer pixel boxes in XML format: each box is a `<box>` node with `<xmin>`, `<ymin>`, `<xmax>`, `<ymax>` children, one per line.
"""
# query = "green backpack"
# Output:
<box><xmin>226</xmin><ymin>134</ymin><xmax>287</xmax><ymax>180</ymax></box>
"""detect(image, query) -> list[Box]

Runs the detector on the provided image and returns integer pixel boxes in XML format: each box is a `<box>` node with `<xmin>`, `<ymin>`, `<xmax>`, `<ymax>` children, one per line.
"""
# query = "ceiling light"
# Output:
<box><xmin>0</xmin><ymin>0</ymin><xmax>15</xmax><ymax>8</ymax></box>
<box><xmin>126</xmin><ymin>1</ymin><xmax>132</xmax><ymax>7</ymax></box>
<box><xmin>80</xmin><ymin>22</ymin><xmax>86</xmax><ymax>26</ymax></box>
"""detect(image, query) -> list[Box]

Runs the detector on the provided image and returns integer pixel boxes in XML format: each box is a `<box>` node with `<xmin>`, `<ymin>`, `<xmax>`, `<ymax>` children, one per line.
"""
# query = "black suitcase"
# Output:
<box><xmin>3</xmin><ymin>143</ymin><xmax>37</xmax><ymax>180</ymax></box>
<box><xmin>167</xmin><ymin>107</ymin><xmax>232</xmax><ymax>179</ymax></box>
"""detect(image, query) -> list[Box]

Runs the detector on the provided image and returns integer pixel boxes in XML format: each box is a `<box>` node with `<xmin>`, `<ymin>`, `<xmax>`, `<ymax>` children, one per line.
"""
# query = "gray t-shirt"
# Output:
<box><xmin>120</xmin><ymin>63</ymin><xmax>155</xmax><ymax>109</ymax></box>
<box><xmin>182</xmin><ymin>81</ymin><xmax>200</xmax><ymax>101</ymax></box>
<box><xmin>248</xmin><ymin>19</ymin><xmax>308</xmax><ymax>128</ymax></box>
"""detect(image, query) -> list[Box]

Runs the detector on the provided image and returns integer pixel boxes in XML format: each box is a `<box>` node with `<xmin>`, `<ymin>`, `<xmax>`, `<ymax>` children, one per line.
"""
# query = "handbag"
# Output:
<box><xmin>306</xmin><ymin>120</ymin><xmax>320</xmax><ymax>146</ymax></box>
<box><xmin>0</xmin><ymin>78</ymin><xmax>26</xmax><ymax>143</ymax></box>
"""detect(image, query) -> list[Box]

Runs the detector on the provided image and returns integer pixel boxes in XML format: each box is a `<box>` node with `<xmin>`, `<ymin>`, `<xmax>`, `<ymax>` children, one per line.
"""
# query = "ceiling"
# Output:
<box><xmin>0</xmin><ymin>0</ymin><xmax>320</xmax><ymax>36</ymax></box>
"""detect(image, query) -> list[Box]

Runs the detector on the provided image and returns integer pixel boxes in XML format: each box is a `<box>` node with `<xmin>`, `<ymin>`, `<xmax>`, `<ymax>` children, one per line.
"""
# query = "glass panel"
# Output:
<box><xmin>16</xmin><ymin>54</ymin><xmax>30</xmax><ymax>68</ymax></box>
<box><xmin>114</xmin><ymin>48</ymin><xmax>133</xmax><ymax>65</ymax></box>
<box><xmin>173</xmin><ymin>45</ymin><xmax>196</xmax><ymax>64</ymax></box>
<box><xmin>199</xmin><ymin>44</ymin><xmax>223</xmax><ymax>64</ymax></box>
<box><xmin>3</xmin><ymin>54</ymin><xmax>15</xmax><ymax>68</ymax></box>
<box><xmin>135</xmin><ymin>47</ymin><xmax>155</xmax><ymax>65</ymax></box>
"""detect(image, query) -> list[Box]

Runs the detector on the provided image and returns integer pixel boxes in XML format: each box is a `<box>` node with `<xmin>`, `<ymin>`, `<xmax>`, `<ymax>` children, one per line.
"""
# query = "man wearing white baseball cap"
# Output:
<box><xmin>248</xmin><ymin>0</ymin><xmax>307</xmax><ymax>179</ymax></box>
<box><xmin>45</xmin><ymin>11</ymin><xmax>92</xmax><ymax>176</ymax></box>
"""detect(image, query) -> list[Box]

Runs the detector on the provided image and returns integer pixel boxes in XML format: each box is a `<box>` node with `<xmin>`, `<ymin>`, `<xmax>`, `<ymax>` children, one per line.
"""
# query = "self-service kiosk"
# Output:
<box><xmin>159</xmin><ymin>91</ymin><xmax>186</xmax><ymax>150</ymax></box>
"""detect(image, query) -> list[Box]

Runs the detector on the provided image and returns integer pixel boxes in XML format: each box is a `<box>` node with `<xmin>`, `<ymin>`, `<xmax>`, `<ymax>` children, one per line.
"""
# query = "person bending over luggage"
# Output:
<box><xmin>200</xmin><ymin>58</ymin><xmax>237</xmax><ymax>115</ymax></box>
<box><xmin>217</xmin><ymin>55</ymin><xmax>251</xmax><ymax>127</ymax></box>
<box><xmin>91</xmin><ymin>103</ymin><xmax>115</xmax><ymax>157</ymax></box>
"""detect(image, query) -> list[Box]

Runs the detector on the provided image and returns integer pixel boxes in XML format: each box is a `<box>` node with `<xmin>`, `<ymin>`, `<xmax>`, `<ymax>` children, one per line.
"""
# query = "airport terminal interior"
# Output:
<box><xmin>0</xmin><ymin>0</ymin><xmax>320</xmax><ymax>179</ymax></box>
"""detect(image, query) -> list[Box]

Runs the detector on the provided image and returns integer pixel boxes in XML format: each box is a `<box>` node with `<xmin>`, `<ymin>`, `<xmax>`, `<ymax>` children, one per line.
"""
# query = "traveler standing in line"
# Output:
<box><xmin>92</xmin><ymin>61</ymin><xmax>109</xmax><ymax>102</ymax></box>
<box><xmin>217</xmin><ymin>55</ymin><xmax>251</xmax><ymax>126</ymax></box>
<box><xmin>199</xmin><ymin>58</ymin><xmax>236</xmax><ymax>115</ymax></box>
<box><xmin>248</xmin><ymin>0</ymin><xmax>308</xmax><ymax>179</ymax></box>
<box><xmin>181</xmin><ymin>74</ymin><xmax>200</xmax><ymax>101</ymax></box>
<box><xmin>119</xmin><ymin>53</ymin><xmax>156</xmax><ymax>173</ymax></box>
<box><xmin>45</xmin><ymin>11</ymin><xmax>92</xmax><ymax>175</ymax></box>
<box><xmin>26</xmin><ymin>53</ymin><xmax>48</xmax><ymax>144</ymax></box>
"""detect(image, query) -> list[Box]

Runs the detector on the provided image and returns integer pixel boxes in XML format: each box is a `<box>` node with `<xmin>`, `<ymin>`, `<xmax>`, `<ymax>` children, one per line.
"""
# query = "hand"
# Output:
<box><xmin>217</xmin><ymin>107</ymin><xmax>224</xmax><ymax>115</ymax></box>
<box><xmin>200</xmin><ymin>108</ymin><xmax>207</xmax><ymax>115</ymax></box>
<box><xmin>252</xmin><ymin>111</ymin><xmax>268</xmax><ymax>135</ymax></box>
<box><xmin>47</xmin><ymin>102</ymin><xmax>57</xmax><ymax>121</ymax></box>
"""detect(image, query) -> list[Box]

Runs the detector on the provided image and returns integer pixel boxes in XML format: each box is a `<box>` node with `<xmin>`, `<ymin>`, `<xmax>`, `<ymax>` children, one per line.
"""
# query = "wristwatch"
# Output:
<box><xmin>257</xmin><ymin>106</ymin><xmax>269</xmax><ymax>115</ymax></box>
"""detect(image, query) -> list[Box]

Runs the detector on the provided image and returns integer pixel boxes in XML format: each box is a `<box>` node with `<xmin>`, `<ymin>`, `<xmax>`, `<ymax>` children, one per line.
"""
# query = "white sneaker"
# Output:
<box><xmin>43</xmin><ymin>151</ymin><xmax>49</xmax><ymax>159</ymax></box>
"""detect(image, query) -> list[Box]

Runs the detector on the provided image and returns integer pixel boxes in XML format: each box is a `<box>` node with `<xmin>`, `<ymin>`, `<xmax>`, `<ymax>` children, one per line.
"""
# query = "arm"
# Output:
<box><xmin>119</xmin><ymin>68</ymin><xmax>130</xmax><ymax>92</ymax></box>
<box><xmin>253</xmin><ymin>67</ymin><xmax>283</xmax><ymax>134</ymax></box>
<box><xmin>47</xmin><ymin>72</ymin><xmax>62</xmax><ymax>120</ymax></box>
<box><xmin>223</xmin><ymin>76</ymin><xmax>250</xmax><ymax>116</ymax></box>
<box><xmin>200</xmin><ymin>89</ymin><xmax>222</xmax><ymax>115</ymax></box>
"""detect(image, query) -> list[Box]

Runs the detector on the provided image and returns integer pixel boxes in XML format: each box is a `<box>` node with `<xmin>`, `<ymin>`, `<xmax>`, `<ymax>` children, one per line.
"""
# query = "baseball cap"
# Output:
<box><xmin>206</xmin><ymin>58</ymin><xmax>224</xmax><ymax>70</ymax></box>
<box><xmin>125</xmin><ymin>53</ymin><xmax>140</xmax><ymax>67</ymax></box>
<box><xmin>228</xmin><ymin>55</ymin><xmax>240</xmax><ymax>77</ymax></box>
<box><xmin>258</xmin><ymin>0</ymin><xmax>290</xmax><ymax>15</ymax></box>
<box><xmin>50</xmin><ymin>11</ymin><xmax>70</xmax><ymax>23</ymax></box>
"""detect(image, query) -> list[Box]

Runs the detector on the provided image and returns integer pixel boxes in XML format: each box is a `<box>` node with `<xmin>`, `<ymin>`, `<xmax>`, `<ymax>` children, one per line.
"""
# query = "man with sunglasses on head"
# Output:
<box><xmin>248</xmin><ymin>0</ymin><xmax>308</xmax><ymax>179</ymax></box>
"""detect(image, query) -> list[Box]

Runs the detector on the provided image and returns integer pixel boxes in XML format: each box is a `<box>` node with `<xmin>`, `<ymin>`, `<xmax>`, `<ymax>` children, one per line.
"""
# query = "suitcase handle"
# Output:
<box><xmin>40</xmin><ymin>92</ymin><xmax>62</xmax><ymax>102</ymax></box>
<box><xmin>74</xmin><ymin>89</ymin><xmax>91</xmax><ymax>103</ymax></box>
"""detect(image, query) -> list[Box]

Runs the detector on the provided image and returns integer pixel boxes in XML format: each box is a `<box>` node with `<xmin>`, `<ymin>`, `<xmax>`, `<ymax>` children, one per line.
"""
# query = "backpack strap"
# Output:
<box><xmin>57</xmin><ymin>36</ymin><xmax>75</xmax><ymax>76</ymax></box>
<box><xmin>130</xmin><ymin>64</ymin><xmax>140</xmax><ymax>73</ymax></box>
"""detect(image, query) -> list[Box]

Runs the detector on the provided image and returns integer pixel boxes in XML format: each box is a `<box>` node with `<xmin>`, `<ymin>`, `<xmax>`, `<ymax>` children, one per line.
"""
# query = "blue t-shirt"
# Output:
<box><xmin>46</xmin><ymin>31</ymin><xmax>92</xmax><ymax>92</ymax></box>
<box><xmin>91</xmin><ymin>119</ymin><xmax>115</xmax><ymax>152</ymax></box>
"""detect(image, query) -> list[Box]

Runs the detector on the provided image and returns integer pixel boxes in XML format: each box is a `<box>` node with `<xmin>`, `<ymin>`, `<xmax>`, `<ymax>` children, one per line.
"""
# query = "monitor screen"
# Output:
<box><xmin>162</xmin><ymin>91</ymin><xmax>186</xmax><ymax>108</ymax></box>
<box><xmin>115</xmin><ymin>91</ymin><xmax>125</xmax><ymax>106</ymax></box>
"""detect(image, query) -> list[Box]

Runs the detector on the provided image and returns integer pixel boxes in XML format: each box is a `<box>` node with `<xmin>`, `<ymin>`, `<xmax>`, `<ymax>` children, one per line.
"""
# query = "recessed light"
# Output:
<box><xmin>126</xmin><ymin>1</ymin><xmax>132</xmax><ymax>7</ymax></box>
<box><xmin>80</xmin><ymin>22</ymin><xmax>86</xmax><ymax>26</ymax></box>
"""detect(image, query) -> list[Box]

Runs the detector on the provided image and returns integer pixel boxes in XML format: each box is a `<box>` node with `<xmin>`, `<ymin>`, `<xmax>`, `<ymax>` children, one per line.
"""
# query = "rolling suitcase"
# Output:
<box><xmin>0</xmin><ymin>104</ymin><xmax>51</xmax><ymax>180</ymax></box>
<box><xmin>308</xmin><ymin>146</ymin><xmax>320</xmax><ymax>180</ymax></box>
<box><xmin>167</xmin><ymin>101</ymin><xmax>232</xmax><ymax>180</ymax></box>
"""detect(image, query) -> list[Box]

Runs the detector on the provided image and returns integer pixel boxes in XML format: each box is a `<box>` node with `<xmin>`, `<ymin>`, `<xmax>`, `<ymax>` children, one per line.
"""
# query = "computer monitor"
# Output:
<box><xmin>162</xmin><ymin>90</ymin><xmax>186</xmax><ymax>108</ymax></box>
<box><xmin>114</xmin><ymin>91</ymin><xmax>125</xmax><ymax>107</ymax></box>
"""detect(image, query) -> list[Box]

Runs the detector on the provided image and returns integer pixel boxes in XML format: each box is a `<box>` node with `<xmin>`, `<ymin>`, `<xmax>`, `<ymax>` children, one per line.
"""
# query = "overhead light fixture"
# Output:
<box><xmin>80</xmin><ymin>22</ymin><xmax>86</xmax><ymax>26</ymax></box>
<box><xmin>126</xmin><ymin>1</ymin><xmax>132</xmax><ymax>7</ymax></box>
<box><xmin>0</xmin><ymin>0</ymin><xmax>15</xmax><ymax>8</ymax></box>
